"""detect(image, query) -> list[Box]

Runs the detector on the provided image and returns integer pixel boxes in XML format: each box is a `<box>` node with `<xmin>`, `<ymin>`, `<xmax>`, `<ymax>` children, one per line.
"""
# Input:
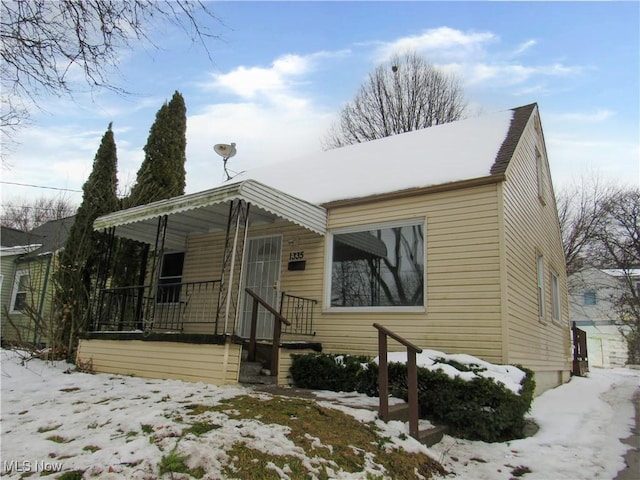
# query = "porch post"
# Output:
<box><xmin>216</xmin><ymin>200</ymin><xmax>250</xmax><ymax>336</ymax></box>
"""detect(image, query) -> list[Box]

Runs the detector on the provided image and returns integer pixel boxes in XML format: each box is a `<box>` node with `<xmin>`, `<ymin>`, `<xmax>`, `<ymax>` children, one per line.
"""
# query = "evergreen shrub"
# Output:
<box><xmin>290</xmin><ymin>353</ymin><xmax>535</xmax><ymax>442</ymax></box>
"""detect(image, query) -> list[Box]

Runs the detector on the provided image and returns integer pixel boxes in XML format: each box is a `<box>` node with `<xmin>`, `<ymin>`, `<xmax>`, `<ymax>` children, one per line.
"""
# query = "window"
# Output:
<box><xmin>583</xmin><ymin>290</ymin><xmax>597</xmax><ymax>306</ymax></box>
<box><xmin>10</xmin><ymin>270</ymin><xmax>30</xmax><ymax>313</ymax></box>
<box><xmin>536</xmin><ymin>253</ymin><xmax>545</xmax><ymax>320</ymax></box>
<box><xmin>329</xmin><ymin>220</ymin><xmax>424</xmax><ymax>308</ymax></box>
<box><xmin>551</xmin><ymin>270</ymin><xmax>561</xmax><ymax>323</ymax></box>
<box><xmin>157</xmin><ymin>252</ymin><xmax>185</xmax><ymax>303</ymax></box>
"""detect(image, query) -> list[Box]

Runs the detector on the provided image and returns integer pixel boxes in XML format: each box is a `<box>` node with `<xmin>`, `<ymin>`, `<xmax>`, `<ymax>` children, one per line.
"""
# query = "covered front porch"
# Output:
<box><xmin>79</xmin><ymin>180</ymin><xmax>326</xmax><ymax>384</ymax></box>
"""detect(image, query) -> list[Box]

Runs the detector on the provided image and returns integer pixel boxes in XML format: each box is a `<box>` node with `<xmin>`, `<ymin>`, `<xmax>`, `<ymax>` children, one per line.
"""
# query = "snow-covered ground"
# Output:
<box><xmin>1</xmin><ymin>348</ymin><xmax>638</xmax><ymax>479</ymax></box>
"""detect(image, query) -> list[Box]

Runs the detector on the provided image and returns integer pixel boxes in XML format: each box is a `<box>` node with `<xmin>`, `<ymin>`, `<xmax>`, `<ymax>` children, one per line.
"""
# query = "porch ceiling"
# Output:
<box><xmin>93</xmin><ymin>180</ymin><xmax>327</xmax><ymax>250</ymax></box>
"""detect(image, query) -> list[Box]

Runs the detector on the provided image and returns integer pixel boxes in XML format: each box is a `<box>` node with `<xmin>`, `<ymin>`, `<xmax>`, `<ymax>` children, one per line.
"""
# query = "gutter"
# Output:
<box><xmin>322</xmin><ymin>173</ymin><xmax>507</xmax><ymax>209</ymax></box>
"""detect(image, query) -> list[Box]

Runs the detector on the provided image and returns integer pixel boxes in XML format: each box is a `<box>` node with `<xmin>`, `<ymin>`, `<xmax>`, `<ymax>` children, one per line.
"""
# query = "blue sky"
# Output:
<box><xmin>2</xmin><ymin>1</ymin><xmax>639</xmax><ymax>207</ymax></box>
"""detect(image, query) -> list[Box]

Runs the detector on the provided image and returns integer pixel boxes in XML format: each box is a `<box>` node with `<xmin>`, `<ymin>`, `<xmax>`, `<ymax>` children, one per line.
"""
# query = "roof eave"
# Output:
<box><xmin>322</xmin><ymin>173</ymin><xmax>507</xmax><ymax>209</ymax></box>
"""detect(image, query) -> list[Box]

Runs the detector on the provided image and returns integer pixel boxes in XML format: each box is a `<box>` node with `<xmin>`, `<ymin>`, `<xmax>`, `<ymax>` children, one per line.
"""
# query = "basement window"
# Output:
<box><xmin>328</xmin><ymin>220</ymin><xmax>424</xmax><ymax>309</ymax></box>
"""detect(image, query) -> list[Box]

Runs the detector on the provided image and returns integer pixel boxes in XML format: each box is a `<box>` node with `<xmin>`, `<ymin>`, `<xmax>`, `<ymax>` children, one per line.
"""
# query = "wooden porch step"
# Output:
<box><xmin>384</xmin><ymin>403</ymin><xmax>447</xmax><ymax>447</ymax></box>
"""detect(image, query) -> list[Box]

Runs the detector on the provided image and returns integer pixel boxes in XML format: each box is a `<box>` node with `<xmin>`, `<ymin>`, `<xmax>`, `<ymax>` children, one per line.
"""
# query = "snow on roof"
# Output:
<box><xmin>602</xmin><ymin>269</ymin><xmax>640</xmax><ymax>277</ymax></box>
<box><xmin>228</xmin><ymin>107</ymin><xmax>518</xmax><ymax>205</ymax></box>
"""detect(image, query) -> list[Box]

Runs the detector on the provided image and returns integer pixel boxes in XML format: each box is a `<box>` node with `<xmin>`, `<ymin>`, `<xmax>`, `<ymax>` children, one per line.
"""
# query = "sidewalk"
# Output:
<box><xmin>615</xmin><ymin>387</ymin><xmax>640</xmax><ymax>479</ymax></box>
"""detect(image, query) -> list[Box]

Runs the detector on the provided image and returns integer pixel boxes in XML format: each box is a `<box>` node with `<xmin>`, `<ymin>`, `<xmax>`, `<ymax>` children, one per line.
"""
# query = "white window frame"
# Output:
<box><xmin>551</xmin><ymin>270</ymin><xmax>561</xmax><ymax>324</ymax></box>
<box><xmin>536</xmin><ymin>253</ymin><xmax>545</xmax><ymax>322</ymax></box>
<box><xmin>324</xmin><ymin>218</ymin><xmax>426</xmax><ymax>313</ymax></box>
<box><xmin>9</xmin><ymin>269</ymin><xmax>30</xmax><ymax>314</ymax></box>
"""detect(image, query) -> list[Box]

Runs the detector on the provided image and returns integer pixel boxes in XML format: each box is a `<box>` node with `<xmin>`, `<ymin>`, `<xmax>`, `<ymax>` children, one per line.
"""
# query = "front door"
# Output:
<box><xmin>237</xmin><ymin>235</ymin><xmax>282</xmax><ymax>339</ymax></box>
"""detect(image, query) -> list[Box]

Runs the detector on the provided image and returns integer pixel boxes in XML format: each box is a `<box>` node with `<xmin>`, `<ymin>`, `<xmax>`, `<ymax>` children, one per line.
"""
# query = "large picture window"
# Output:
<box><xmin>330</xmin><ymin>221</ymin><xmax>424</xmax><ymax>308</ymax></box>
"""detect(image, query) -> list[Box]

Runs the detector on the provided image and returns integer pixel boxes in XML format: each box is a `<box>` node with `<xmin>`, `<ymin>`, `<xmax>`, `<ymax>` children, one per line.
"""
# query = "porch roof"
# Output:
<box><xmin>93</xmin><ymin>180</ymin><xmax>327</xmax><ymax>250</ymax></box>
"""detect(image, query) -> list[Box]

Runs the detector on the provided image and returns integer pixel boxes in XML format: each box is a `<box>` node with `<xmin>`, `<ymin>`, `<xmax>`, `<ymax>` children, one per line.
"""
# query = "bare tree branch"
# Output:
<box><xmin>324</xmin><ymin>51</ymin><xmax>467</xmax><ymax>149</ymax></box>
<box><xmin>0</xmin><ymin>0</ymin><xmax>223</xmax><ymax>131</ymax></box>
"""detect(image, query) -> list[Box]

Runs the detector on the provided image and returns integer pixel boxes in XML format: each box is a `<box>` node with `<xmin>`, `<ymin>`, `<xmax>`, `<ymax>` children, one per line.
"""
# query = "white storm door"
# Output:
<box><xmin>238</xmin><ymin>235</ymin><xmax>282</xmax><ymax>339</ymax></box>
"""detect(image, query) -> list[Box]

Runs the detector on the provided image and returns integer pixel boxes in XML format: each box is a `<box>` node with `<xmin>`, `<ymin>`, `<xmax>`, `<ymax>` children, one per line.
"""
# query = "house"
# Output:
<box><xmin>569</xmin><ymin>268</ymin><xmax>638</xmax><ymax>367</ymax></box>
<box><xmin>77</xmin><ymin>103</ymin><xmax>571</xmax><ymax>395</ymax></box>
<box><xmin>0</xmin><ymin>217</ymin><xmax>74</xmax><ymax>346</ymax></box>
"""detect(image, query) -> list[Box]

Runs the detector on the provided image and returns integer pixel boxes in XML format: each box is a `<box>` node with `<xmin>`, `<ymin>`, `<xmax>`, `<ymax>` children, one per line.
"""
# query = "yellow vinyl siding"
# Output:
<box><xmin>77</xmin><ymin>339</ymin><xmax>242</xmax><ymax>384</ymax></box>
<box><xmin>501</xmin><ymin>113</ymin><xmax>570</xmax><ymax>388</ymax></box>
<box><xmin>321</xmin><ymin>184</ymin><xmax>504</xmax><ymax>362</ymax></box>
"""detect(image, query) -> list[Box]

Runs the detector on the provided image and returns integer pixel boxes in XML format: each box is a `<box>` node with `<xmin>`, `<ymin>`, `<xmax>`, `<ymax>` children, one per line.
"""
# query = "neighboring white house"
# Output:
<box><xmin>568</xmin><ymin>268</ymin><xmax>638</xmax><ymax>368</ymax></box>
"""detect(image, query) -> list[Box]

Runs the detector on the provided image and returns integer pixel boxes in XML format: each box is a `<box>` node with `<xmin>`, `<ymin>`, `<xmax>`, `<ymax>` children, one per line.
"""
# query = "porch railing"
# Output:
<box><xmin>245</xmin><ymin>288</ymin><xmax>291</xmax><ymax>376</ymax></box>
<box><xmin>92</xmin><ymin>280</ymin><xmax>220</xmax><ymax>333</ymax></box>
<box><xmin>280</xmin><ymin>292</ymin><xmax>317</xmax><ymax>336</ymax></box>
<box><xmin>373</xmin><ymin>323</ymin><xmax>423</xmax><ymax>440</ymax></box>
<box><xmin>572</xmin><ymin>321</ymin><xmax>589</xmax><ymax>376</ymax></box>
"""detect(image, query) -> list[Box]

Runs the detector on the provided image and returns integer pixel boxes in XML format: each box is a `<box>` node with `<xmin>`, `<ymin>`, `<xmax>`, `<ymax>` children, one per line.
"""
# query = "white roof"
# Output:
<box><xmin>228</xmin><ymin>108</ymin><xmax>515</xmax><ymax>204</ymax></box>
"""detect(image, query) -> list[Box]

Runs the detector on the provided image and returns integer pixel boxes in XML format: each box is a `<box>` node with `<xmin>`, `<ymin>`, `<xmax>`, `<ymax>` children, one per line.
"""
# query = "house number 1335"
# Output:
<box><xmin>289</xmin><ymin>251</ymin><xmax>304</xmax><ymax>260</ymax></box>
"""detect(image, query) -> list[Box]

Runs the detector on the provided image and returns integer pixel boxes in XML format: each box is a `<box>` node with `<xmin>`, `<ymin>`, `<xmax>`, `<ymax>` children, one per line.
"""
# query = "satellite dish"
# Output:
<box><xmin>214</xmin><ymin>142</ymin><xmax>237</xmax><ymax>180</ymax></box>
<box><xmin>214</xmin><ymin>143</ymin><xmax>237</xmax><ymax>160</ymax></box>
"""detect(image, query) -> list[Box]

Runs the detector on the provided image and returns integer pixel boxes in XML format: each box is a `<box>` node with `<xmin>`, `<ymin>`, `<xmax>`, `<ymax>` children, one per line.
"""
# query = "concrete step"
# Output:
<box><xmin>387</xmin><ymin>403</ymin><xmax>410</xmax><ymax>422</ymax></box>
<box><xmin>239</xmin><ymin>361</ymin><xmax>277</xmax><ymax>385</ymax></box>
<box><xmin>417</xmin><ymin>425</ymin><xmax>447</xmax><ymax>447</ymax></box>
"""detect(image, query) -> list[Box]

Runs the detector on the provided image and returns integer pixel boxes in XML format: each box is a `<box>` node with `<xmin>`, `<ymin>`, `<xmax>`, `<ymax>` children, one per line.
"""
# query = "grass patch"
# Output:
<box><xmin>159</xmin><ymin>450</ymin><xmax>190</xmax><ymax>476</ymax></box>
<box><xmin>82</xmin><ymin>445</ymin><xmax>101</xmax><ymax>453</ymax></box>
<box><xmin>186</xmin><ymin>421</ymin><xmax>222</xmax><ymax>436</ymax></box>
<box><xmin>37</xmin><ymin>424</ymin><xmax>61</xmax><ymax>433</ymax></box>
<box><xmin>57</xmin><ymin>471</ymin><xmax>84</xmax><ymax>480</ymax></box>
<box><xmin>141</xmin><ymin>424</ymin><xmax>154</xmax><ymax>434</ymax></box>
<box><xmin>224</xmin><ymin>443</ymin><xmax>308</xmax><ymax>479</ymax></box>
<box><xmin>46</xmin><ymin>435</ymin><xmax>70</xmax><ymax>443</ymax></box>
<box><xmin>203</xmin><ymin>395</ymin><xmax>444</xmax><ymax>479</ymax></box>
<box><xmin>59</xmin><ymin>387</ymin><xmax>81</xmax><ymax>393</ymax></box>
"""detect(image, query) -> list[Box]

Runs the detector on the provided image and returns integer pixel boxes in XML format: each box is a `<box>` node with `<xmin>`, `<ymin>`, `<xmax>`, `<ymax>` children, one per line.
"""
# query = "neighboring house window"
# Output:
<box><xmin>537</xmin><ymin>253</ymin><xmax>545</xmax><ymax>320</ymax></box>
<box><xmin>10</xmin><ymin>270</ymin><xmax>30</xmax><ymax>313</ymax></box>
<box><xmin>551</xmin><ymin>270</ymin><xmax>561</xmax><ymax>323</ymax></box>
<box><xmin>583</xmin><ymin>290</ymin><xmax>597</xmax><ymax>306</ymax></box>
<box><xmin>157</xmin><ymin>252</ymin><xmax>185</xmax><ymax>303</ymax></box>
<box><xmin>536</xmin><ymin>147</ymin><xmax>546</xmax><ymax>205</ymax></box>
<box><xmin>329</xmin><ymin>220</ymin><xmax>424</xmax><ymax>308</ymax></box>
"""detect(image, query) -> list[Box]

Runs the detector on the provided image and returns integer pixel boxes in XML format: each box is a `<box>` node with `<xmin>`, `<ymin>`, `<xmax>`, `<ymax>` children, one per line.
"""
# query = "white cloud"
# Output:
<box><xmin>373</xmin><ymin>27</ymin><xmax>583</xmax><ymax>91</ymax></box>
<box><xmin>375</xmin><ymin>27</ymin><xmax>496</xmax><ymax>62</ymax></box>
<box><xmin>550</xmin><ymin>110</ymin><xmax>616</xmax><ymax>123</ymax></box>
<box><xmin>512</xmin><ymin>39</ymin><xmax>537</xmax><ymax>56</ymax></box>
<box><xmin>185</xmin><ymin>101</ymin><xmax>333</xmax><ymax>193</ymax></box>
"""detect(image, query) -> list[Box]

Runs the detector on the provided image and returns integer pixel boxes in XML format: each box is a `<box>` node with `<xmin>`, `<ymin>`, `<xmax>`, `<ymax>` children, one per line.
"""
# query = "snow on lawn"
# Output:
<box><xmin>430</xmin><ymin>368</ymin><xmax>639</xmax><ymax>479</ymax></box>
<box><xmin>0</xmin><ymin>349</ymin><xmax>434</xmax><ymax>479</ymax></box>
<box><xmin>1</xmin><ymin>348</ymin><xmax>638</xmax><ymax>479</ymax></box>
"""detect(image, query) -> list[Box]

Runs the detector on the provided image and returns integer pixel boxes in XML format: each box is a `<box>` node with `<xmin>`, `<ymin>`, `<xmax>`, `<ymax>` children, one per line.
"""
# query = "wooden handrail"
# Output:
<box><xmin>245</xmin><ymin>288</ymin><xmax>290</xmax><ymax>326</ymax></box>
<box><xmin>245</xmin><ymin>288</ymin><xmax>291</xmax><ymax>376</ymax></box>
<box><xmin>373</xmin><ymin>323</ymin><xmax>423</xmax><ymax>440</ymax></box>
<box><xmin>373</xmin><ymin>323</ymin><xmax>422</xmax><ymax>353</ymax></box>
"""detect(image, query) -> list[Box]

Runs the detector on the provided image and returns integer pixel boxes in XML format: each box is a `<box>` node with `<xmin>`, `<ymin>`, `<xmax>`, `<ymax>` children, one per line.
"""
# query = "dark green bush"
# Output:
<box><xmin>290</xmin><ymin>353</ymin><xmax>535</xmax><ymax>442</ymax></box>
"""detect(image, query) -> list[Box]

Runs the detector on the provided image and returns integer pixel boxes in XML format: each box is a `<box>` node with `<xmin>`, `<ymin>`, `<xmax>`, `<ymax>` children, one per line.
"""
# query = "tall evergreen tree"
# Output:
<box><xmin>113</xmin><ymin>91</ymin><xmax>188</xmax><ymax>289</ymax></box>
<box><xmin>128</xmin><ymin>91</ymin><xmax>187</xmax><ymax>206</ymax></box>
<box><xmin>56</xmin><ymin>123</ymin><xmax>119</xmax><ymax>358</ymax></box>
